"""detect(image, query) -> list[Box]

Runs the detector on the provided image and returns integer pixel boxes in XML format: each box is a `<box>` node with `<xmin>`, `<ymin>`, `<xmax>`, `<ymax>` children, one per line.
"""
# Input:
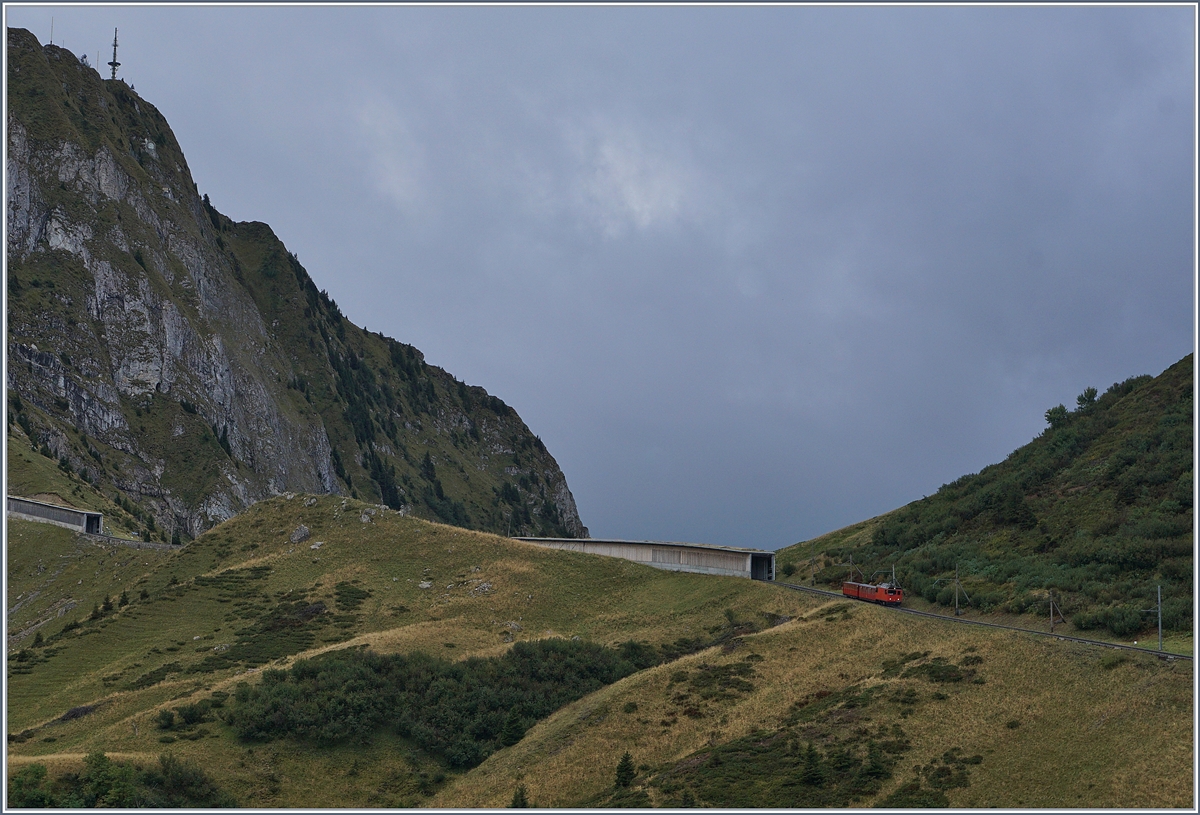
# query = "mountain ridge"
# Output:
<box><xmin>6</xmin><ymin>27</ymin><xmax>586</xmax><ymax>541</ymax></box>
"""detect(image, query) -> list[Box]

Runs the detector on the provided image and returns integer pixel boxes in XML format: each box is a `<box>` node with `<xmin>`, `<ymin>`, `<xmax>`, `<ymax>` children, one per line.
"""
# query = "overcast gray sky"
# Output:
<box><xmin>7</xmin><ymin>4</ymin><xmax>1194</xmax><ymax>549</ymax></box>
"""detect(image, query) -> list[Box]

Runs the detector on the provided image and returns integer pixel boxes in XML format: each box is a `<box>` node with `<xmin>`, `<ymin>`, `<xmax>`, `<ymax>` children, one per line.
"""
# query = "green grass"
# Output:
<box><xmin>6</xmin><ymin>520</ymin><xmax>177</xmax><ymax>649</ymax></box>
<box><xmin>5</xmin><ymin>496</ymin><xmax>806</xmax><ymax>767</ymax></box>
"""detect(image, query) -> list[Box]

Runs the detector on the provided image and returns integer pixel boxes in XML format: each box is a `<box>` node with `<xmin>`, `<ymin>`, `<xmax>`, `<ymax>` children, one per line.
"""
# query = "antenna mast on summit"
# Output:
<box><xmin>108</xmin><ymin>28</ymin><xmax>120</xmax><ymax>80</ymax></box>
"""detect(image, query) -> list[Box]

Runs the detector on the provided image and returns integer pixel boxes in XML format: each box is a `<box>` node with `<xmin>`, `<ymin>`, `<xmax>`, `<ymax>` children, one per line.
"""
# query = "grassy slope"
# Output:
<box><xmin>5</xmin><ymin>495</ymin><xmax>811</xmax><ymax>806</ymax></box>
<box><xmin>6</xmin><ymin>489</ymin><xmax>1192</xmax><ymax>807</ymax></box>
<box><xmin>436</xmin><ymin>604</ymin><xmax>1191</xmax><ymax>809</ymax></box>
<box><xmin>777</xmin><ymin>355</ymin><xmax>1193</xmax><ymax>647</ymax></box>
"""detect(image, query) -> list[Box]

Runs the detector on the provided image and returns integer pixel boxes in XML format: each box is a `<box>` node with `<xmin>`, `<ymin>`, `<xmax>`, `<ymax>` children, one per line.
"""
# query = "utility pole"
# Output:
<box><xmin>108</xmin><ymin>28</ymin><xmax>120</xmax><ymax>80</ymax></box>
<box><xmin>933</xmin><ymin>563</ymin><xmax>970</xmax><ymax>616</ymax></box>
<box><xmin>1142</xmin><ymin>586</ymin><xmax>1163</xmax><ymax>651</ymax></box>
<box><xmin>1047</xmin><ymin>589</ymin><xmax>1065</xmax><ymax>633</ymax></box>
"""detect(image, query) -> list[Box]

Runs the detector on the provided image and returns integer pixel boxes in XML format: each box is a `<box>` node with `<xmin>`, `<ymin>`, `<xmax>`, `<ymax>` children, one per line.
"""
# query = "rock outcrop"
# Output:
<box><xmin>6</xmin><ymin>27</ymin><xmax>587</xmax><ymax>541</ymax></box>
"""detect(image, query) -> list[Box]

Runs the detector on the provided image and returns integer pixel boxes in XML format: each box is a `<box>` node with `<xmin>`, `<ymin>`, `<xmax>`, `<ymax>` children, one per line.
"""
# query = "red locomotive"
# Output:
<box><xmin>842</xmin><ymin>579</ymin><xmax>904</xmax><ymax>606</ymax></box>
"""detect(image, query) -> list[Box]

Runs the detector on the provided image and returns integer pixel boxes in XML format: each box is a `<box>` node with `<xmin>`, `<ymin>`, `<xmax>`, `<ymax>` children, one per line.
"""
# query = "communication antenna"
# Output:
<box><xmin>108</xmin><ymin>28</ymin><xmax>120</xmax><ymax>80</ymax></box>
<box><xmin>49</xmin><ymin>16</ymin><xmax>54</xmax><ymax>45</ymax></box>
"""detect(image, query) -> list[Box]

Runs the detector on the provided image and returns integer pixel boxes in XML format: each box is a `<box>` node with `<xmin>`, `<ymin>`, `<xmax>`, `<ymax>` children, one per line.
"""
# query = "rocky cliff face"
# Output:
<box><xmin>6</xmin><ymin>27</ymin><xmax>587</xmax><ymax>541</ymax></box>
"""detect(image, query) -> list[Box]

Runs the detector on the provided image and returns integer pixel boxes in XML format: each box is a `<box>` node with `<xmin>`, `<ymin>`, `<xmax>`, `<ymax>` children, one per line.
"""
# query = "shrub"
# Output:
<box><xmin>175</xmin><ymin>702</ymin><xmax>208</xmax><ymax>726</ymax></box>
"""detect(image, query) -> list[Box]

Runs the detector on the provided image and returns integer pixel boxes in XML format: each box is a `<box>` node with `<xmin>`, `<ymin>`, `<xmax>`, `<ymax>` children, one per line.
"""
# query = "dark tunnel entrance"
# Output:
<box><xmin>751</xmin><ymin>553</ymin><xmax>774</xmax><ymax>581</ymax></box>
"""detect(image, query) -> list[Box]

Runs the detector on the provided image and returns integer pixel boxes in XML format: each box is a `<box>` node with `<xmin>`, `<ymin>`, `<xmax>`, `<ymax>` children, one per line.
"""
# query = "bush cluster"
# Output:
<box><xmin>224</xmin><ymin>638</ymin><xmax>659</xmax><ymax>768</ymax></box>
<box><xmin>8</xmin><ymin>752</ymin><xmax>235</xmax><ymax>808</ymax></box>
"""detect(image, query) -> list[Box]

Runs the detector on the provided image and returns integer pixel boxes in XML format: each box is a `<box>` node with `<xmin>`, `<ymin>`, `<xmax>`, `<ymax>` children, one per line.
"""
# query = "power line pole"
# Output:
<box><xmin>933</xmin><ymin>563</ymin><xmax>971</xmax><ymax>616</ymax></box>
<box><xmin>108</xmin><ymin>28</ymin><xmax>120</xmax><ymax>80</ymax></box>
<box><xmin>1047</xmin><ymin>589</ymin><xmax>1065</xmax><ymax>633</ymax></box>
<box><xmin>1142</xmin><ymin>586</ymin><xmax>1163</xmax><ymax>651</ymax></box>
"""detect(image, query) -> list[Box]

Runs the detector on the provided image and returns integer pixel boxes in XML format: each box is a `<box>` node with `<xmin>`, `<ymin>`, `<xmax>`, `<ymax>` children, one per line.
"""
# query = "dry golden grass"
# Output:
<box><xmin>434</xmin><ymin>598</ymin><xmax>1193</xmax><ymax>809</ymax></box>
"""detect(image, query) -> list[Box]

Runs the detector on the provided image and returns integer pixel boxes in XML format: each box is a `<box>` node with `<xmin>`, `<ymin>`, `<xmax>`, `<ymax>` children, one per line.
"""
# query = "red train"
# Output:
<box><xmin>842</xmin><ymin>579</ymin><xmax>904</xmax><ymax>606</ymax></box>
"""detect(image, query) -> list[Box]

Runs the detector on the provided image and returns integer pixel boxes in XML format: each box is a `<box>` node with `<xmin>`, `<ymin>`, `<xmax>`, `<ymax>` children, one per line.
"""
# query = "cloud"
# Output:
<box><xmin>566</xmin><ymin>118</ymin><xmax>701</xmax><ymax>238</ymax></box>
<box><xmin>353</xmin><ymin>94</ymin><xmax>426</xmax><ymax>213</ymax></box>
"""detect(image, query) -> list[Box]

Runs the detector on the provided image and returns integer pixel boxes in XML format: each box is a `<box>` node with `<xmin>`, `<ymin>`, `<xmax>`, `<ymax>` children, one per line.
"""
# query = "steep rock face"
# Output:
<box><xmin>6</xmin><ymin>28</ymin><xmax>586</xmax><ymax>540</ymax></box>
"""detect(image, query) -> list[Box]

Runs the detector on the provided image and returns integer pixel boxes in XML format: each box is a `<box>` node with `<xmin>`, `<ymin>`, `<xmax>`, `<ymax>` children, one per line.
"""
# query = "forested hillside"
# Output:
<box><xmin>780</xmin><ymin>355</ymin><xmax>1193</xmax><ymax>638</ymax></box>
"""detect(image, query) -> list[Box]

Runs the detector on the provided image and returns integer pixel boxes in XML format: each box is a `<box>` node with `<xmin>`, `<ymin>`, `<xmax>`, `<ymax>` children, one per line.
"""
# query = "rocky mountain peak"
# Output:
<box><xmin>6</xmin><ymin>26</ymin><xmax>587</xmax><ymax>542</ymax></box>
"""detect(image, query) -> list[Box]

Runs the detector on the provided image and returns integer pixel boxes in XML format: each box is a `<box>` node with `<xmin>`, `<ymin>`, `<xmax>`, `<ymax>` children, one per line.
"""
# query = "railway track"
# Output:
<box><xmin>774</xmin><ymin>581</ymin><xmax>1193</xmax><ymax>662</ymax></box>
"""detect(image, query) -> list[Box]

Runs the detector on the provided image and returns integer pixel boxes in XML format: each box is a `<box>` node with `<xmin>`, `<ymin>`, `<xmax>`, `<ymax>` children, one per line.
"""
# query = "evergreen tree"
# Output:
<box><xmin>500</xmin><ymin>710</ymin><xmax>525</xmax><ymax>746</ymax></box>
<box><xmin>1044</xmin><ymin>404</ymin><xmax>1069</xmax><ymax>430</ymax></box>
<box><xmin>509</xmin><ymin>784</ymin><xmax>529</xmax><ymax>808</ymax></box>
<box><xmin>615</xmin><ymin>751</ymin><xmax>636</xmax><ymax>788</ymax></box>
<box><xmin>800</xmin><ymin>743</ymin><xmax>825</xmax><ymax>786</ymax></box>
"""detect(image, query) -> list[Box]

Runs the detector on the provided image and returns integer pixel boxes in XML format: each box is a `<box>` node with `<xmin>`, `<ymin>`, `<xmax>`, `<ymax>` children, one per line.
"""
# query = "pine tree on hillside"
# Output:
<box><xmin>615</xmin><ymin>751</ymin><xmax>636</xmax><ymax>788</ymax></box>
